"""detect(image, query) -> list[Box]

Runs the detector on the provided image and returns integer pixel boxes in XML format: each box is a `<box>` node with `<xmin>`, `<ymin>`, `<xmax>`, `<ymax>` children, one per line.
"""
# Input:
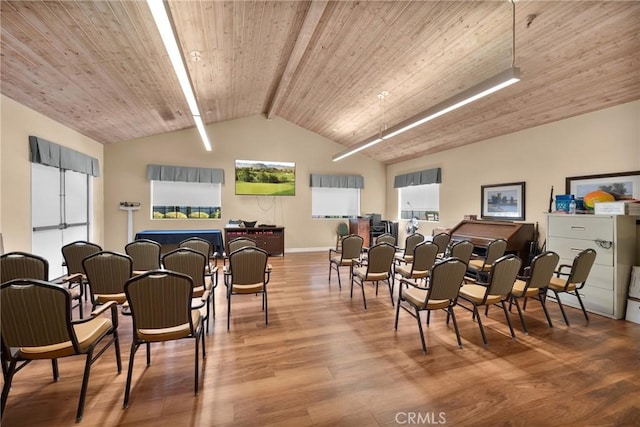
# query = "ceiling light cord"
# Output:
<box><xmin>511</xmin><ymin>0</ymin><xmax>516</xmax><ymax>68</ymax></box>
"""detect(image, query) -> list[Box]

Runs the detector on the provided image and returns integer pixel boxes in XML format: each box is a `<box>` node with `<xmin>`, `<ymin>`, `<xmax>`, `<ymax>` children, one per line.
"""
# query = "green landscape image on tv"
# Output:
<box><xmin>235</xmin><ymin>160</ymin><xmax>296</xmax><ymax>196</ymax></box>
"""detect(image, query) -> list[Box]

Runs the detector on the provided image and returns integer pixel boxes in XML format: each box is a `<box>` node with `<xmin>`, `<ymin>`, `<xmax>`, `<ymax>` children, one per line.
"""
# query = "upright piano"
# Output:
<box><xmin>448</xmin><ymin>219</ymin><xmax>536</xmax><ymax>266</ymax></box>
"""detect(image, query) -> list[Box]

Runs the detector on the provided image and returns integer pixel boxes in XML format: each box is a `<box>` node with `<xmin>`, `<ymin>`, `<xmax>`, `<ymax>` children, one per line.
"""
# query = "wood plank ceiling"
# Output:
<box><xmin>1</xmin><ymin>1</ymin><xmax>639</xmax><ymax>164</ymax></box>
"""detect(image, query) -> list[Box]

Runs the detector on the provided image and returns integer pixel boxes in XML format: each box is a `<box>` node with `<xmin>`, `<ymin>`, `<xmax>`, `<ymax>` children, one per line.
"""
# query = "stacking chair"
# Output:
<box><xmin>123</xmin><ymin>270</ymin><xmax>204</xmax><ymax>408</ymax></box>
<box><xmin>62</xmin><ymin>240</ymin><xmax>102</xmax><ymax>301</ymax></box>
<box><xmin>374</xmin><ymin>233</ymin><xmax>396</xmax><ymax>246</ymax></box>
<box><xmin>458</xmin><ymin>254</ymin><xmax>521</xmax><ymax>346</ymax></box>
<box><xmin>82</xmin><ymin>251</ymin><xmax>133</xmax><ymax>310</ymax></box>
<box><xmin>351</xmin><ymin>242</ymin><xmax>396</xmax><ymax>309</ymax></box>
<box><xmin>394</xmin><ymin>241</ymin><xmax>439</xmax><ymax>285</ymax></box>
<box><xmin>335</xmin><ymin>222</ymin><xmax>349</xmax><ymax>250</ymax></box>
<box><xmin>467</xmin><ymin>238</ymin><xmax>507</xmax><ymax>281</ymax></box>
<box><xmin>226</xmin><ymin>247</ymin><xmax>271</xmax><ymax>330</ymax></box>
<box><xmin>1</xmin><ymin>279</ymin><xmax>121</xmax><ymax>422</ymax></box>
<box><xmin>510</xmin><ymin>251</ymin><xmax>559</xmax><ymax>333</ymax></box>
<box><xmin>162</xmin><ymin>248</ymin><xmax>214</xmax><ymax>333</ymax></box>
<box><xmin>228</xmin><ymin>237</ymin><xmax>257</xmax><ymax>253</ymax></box>
<box><xmin>547</xmin><ymin>248</ymin><xmax>596</xmax><ymax>325</ymax></box>
<box><xmin>394</xmin><ymin>257</ymin><xmax>467</xmax><ymax>354</ymax></box>
<box><xmin>394</xmin><ymin>233</ymin><xmax>424</xmax><ymax>265</ymax></box>
<box><xmin>449</xmin><ymin>240</ymin><xmax>474</xmax><ymax>265</ymax></box>
<box><xmin>432</xmin><ymin>232</ymin><xmax>451</xmax><ymax>257</ymax></box>
<box><xmin>179</xmin><ymin>237</ymin><xmax>219</xmax><ymax>318</ymax></box>
<box><xmin>1</xmin><ymin>251</ymin><xmax>84</xmax><ymax>318</ymax></box>
<box><xmin>329</xmin><ymin>234</ymin><xmax>364</xmax><ymax>289</ymax></box>
<box><xmin>124</xmin><ymin>239</ymin><xmax>161</xmax><ymax>272</ymax></box>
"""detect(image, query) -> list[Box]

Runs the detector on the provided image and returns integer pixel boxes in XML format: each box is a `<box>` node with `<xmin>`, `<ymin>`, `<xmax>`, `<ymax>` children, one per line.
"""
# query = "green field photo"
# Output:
<box><xmin>235</xmin><ymin>160</ymin><xmax>296</xmax><ymax>196</ymax></box>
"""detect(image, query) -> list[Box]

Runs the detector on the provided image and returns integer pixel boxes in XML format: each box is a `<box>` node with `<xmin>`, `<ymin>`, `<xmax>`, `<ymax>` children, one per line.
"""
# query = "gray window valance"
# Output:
<box><xmin>393</xmin><ymin>167</ymin><xmax>441</xmax><ymax>188</ymax></box>
<box><xmin>29</xmin><ymin>136</ymin><xmax>100</xmax><ymax>177</ymax></box>
<box><xmin>310</xmin><ymin>174</ymin><xmax>364</xmax><ymax>189</ymax></box>
<box><xmin>147</xmin><ymin>164</ymin><xmax>224</xmax><ymax>184</ymax></box>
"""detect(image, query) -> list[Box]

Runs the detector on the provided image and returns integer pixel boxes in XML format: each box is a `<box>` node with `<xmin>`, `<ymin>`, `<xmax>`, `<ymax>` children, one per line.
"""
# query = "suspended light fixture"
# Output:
<box><xmin>333</xmin><ymin>0</ymin><xmax>520</xmax><ymax>162</ymax></box>
<box><xmin>147</xmin><ymin>0</ymin><xmax>212</xmax><ymax>151</ymax></box>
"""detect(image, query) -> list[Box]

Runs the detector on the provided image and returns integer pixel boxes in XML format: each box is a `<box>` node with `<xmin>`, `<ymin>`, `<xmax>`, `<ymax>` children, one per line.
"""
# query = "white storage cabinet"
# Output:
<box><xmin>546</xmin><ymin>214</ymin><xmax>637</xmax><ymax>319</ymax></box>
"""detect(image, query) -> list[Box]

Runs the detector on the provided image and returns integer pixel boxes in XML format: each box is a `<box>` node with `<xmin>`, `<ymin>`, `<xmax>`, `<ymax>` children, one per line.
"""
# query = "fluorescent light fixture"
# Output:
<box><xmin>147</xmin><ymin>0</ymin><xmax>212</xmax><ymax>151</ymax></box>
<box><xmin>332</xmin><ymin>67</ymin><xmax>520</xmax><ymax>161</ymax></box>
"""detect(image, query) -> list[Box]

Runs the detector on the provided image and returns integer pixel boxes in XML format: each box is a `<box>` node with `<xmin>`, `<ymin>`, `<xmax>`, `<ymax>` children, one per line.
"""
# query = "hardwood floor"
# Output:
<box><xmin>2</xmin><ymin>252</ymin><xmax>639</xmax><ymax>426</ymax></box>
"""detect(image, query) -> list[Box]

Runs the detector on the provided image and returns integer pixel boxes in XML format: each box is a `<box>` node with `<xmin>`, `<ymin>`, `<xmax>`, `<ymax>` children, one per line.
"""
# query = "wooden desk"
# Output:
<box><xmin>224</xmin><ymin>227</ymin><xmax>285</xmax><ymax>256</ymax></box>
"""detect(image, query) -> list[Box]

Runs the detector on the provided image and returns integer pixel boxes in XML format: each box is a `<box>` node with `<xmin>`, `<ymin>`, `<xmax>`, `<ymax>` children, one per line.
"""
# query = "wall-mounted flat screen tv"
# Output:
<box><xmin>235</xmin><ymin>160</ymin><xmax>296</xmax><ymax>196</ymax></box>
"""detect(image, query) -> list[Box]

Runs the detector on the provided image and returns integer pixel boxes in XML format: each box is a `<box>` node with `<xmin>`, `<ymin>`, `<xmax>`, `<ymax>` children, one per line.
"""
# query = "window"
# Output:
<box><xmin>151</xmin><ymin>181</ymin><xmax>221</xmax><ymax>219</ymax></box>
<box><xmin>311</xmin><ymin>187</ymin><xmax>360</xmax><ymax>218</ymax></box>
<box><xmin>399</xmin><ymin>183</ymin><xmax>440</xmax><ymax>221</ymax></box>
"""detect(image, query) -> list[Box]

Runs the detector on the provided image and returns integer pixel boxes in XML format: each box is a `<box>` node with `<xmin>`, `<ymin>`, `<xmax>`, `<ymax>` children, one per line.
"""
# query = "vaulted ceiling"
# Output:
<box><xmin>1</xmin><ymin>1</ymin><xmax>639</xmax><ymax>164</ymax></box>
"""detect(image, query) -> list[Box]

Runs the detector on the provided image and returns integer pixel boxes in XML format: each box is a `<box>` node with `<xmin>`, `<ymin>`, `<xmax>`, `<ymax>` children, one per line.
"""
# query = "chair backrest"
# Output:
<box><xmin>411</xmin><ymin>242</ymin><xmax>439</xmax><ymax>272</ymax></box>
<box><xmin>336</xmin><ymin>222</ymin><xmax>349</xmax><ymax>237</ymax></box>
<box><xmin>432</xmin><ymin>232</ymin><xmax>451</xmax><ymax>254</ymax></box>
<box><xmin>179</xmin><ymin>237</ymin><xmax>213</xmax><ymax>258</ymax></box>
<box><xmin>62</xmin><ymin>241</ymin><xmax>102</xmax><ymax>275</ymax></box>
<box><xmin>125</xmin><ymin>239</ymin><xmax>161</xmax><ymax>271</ymax></box>
<box><xmin>484</xmin><ymin>238</ymin><xmax>508</xmax><ymax>265</ymax></box>
<box><xmin>228</xmin><ymin>237</ymin><xmax>257</xmax><ymax>253</ymax></box>
<box><xmin>365</xmin><ymin>243</ymin><xmax>396</xmax><ymax>275</ymax></box>
<box><xmin>568</xmin><ymin>248</ymin><xmax>597</xmax><ymax>285</ymax></box>
<box><xmin>375</xmin><ymin>233</ymin><xmax>396</xmax><ymax>246</ymax></box>
<box><xmin>83</xmin><ymin>251</ymin><xmax>133</xmax><ymax>297</ymax></box>
<box><xmin>449</xmin><ymin>240</ymin><xmax>474</xmax><ymax>265</ymax></box>
<box><xmin>162</xmin><ymin>248</ymin><xmax>207</xmax><ymax>289</ymax></box>
<box><xmin>403</xmin><ymin>233</ymin><xmax>424</xmax><ymax>255</ymax></box>
<box><xmin>1</xmin><ymin>279</ymin><xmax>74</xmax><ymax>349</ymax></box>
<box><xmin>341</xmin><ymin>235</ymin><xmax>364</xmax><ymax>259</ymax></box>
<box><xmin>526</xmin><ymin>251</ymin><xmax>560</xmax><ymax>290</ymax></box>
<box><xmin>486</xmin><ymin>254</ymin><xmax>522</xmax><ymax>297</ymax></box>
<box><xmin>427</xmin><ymin>257</ymin><xmax>468</xmax><ymax>302</ymax></box>
<box><xmin>125</xmin><ymin>271</ymin><xmax>194</xmax><ymax>333</ymax></box>
<box><xmin>228</xmin><ymin>247</ymin><xmax>268</xmax><ymax>285</ymax></box>
<box><xmin>1</xmin><ymin>251</ymin><xmax>49</xmax><ymax>282</ymax></box>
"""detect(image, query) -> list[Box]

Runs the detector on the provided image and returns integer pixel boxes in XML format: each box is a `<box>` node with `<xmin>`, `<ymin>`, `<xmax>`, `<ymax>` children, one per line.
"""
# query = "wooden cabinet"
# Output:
<box><xmin>224</xmin><ymin>227</ymin><xmax>285</xmax><ymax>256</ymax></box>
<box><xmin>546</xmin><ymin>214</ymin><xmax>637</xmax><ymax>319</ymax></box>
<box><xmin>349</xmin><ymin>218</ymin><xmax>370</xmax><ymax>247</ymax></box>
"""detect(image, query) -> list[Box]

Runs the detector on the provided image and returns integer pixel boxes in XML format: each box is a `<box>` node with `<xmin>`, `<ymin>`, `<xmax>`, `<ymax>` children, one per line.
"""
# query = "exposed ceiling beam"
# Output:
<box><xmin>266</xmin><ymin>0</ymin><xmax>328</xmax><ymax>119</ymax></box>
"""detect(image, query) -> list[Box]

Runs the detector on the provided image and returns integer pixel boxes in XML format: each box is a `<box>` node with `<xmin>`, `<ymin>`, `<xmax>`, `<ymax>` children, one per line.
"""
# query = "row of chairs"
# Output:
<box><xmin>0</xmin><ymin>237</ymin><xmax>272</xmax><ymax>423</ymax></box>
<box><xmin>330</xmin><ymin>232</ymin><xmax>596</xmax><ymax>353</ymax></box>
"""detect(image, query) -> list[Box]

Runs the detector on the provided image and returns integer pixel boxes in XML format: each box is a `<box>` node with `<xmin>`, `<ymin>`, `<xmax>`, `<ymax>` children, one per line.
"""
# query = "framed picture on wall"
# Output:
<box><xmin>481</xmin><ymin>182</ymin><xmax>526</xmax><ymax>221</ymax></box>
<box><xmin>566</xmin><ymin>170</ymin><xmax>640</xmax><ymax>199</ymax></box>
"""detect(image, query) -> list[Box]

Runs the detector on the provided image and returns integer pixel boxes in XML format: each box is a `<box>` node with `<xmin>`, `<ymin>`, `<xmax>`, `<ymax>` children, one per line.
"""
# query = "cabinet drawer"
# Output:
<box><xmin>548</xmin><ymin>236</ymin><xmax>613</xmax><ymax>266</ymax></box>
<box><xmin>556</xmin><ymin>260</ymin><xmax>614</xmax><ymax>291</ymax></box>
<box><xmin>548</xmin><ymin>285</ymin><xmax>614</xmax><ymax>318</ymax></box>
<box><xmin>548</xmin><ymin>216</ymin><xmax>613</xmax><ymax>241</ymax></box>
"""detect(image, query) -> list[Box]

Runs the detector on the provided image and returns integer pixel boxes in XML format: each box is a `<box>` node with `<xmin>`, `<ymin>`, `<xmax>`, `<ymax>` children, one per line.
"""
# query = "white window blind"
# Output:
<box><xmin>399</xmin><ymin>183</ymin><xmax>440</xmax><ymax>221</ymax></box>
<box><xmin>312</xmin><ymin>187</ymin><xmax>360</xmax><ymax>218</ymax></box>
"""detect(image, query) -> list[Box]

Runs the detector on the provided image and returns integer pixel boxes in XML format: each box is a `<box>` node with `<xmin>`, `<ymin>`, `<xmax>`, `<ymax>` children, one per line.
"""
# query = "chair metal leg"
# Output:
<box><xmin>501</xmin><ymin>300</ymin><xmax>516</xmax><ymax>340</ymax></box>
<box><xmin>387</xmin><ymin>279</ymin><xmax>394</xmax><ymax>307</ymax></box>
<box><xmin>574</xmin><ymin>291</ymin><xmax>590</xmax><ymax>322</ymax></box>
<box><xmin>194</xmin><ymin>334</ymin><xmax>200</xmax><ymax>396</ymax></box>
<box><xmin>75</xmin><ymin>352</ymin><xmax>93</xmax><ymax>422</ymax></box>
<box><xmin>552</xmin><ymin>290</ymin><xmax>570</xmax><ymax>326</ymax></box>
<box><xmin>415</xmin><ymin>308</ymin><xmax>427</xmax><ymax>354</ymax></box>
<box><xmin>123</xmin><ymin>342</ymin><xmax>139</xmax><ymax>409</ymax></box>
<box><xmin>449</xmin><ymin>307</ymin><xmax>463</xmax><ymax>348</ymax></box>
<box><xmin>512</xmin><ymin>297</ymin><xmax>528</xmax><ymax>334</ymax></box>
<box><xmin>1</xmin><ymin>360</ymin><xmax>17</xmax><ymax>418</ymax></box>
<box><xmin>52</xmin><ymin>359</ymin><xmax>59</xmax><ymax>381</ymax></box>
<box><xmin>426</xmin><ymin>310</ymin><xmax>431</xmax><ymax>326</ymax></box>
<box><xmin>264</xmin><ymin>290</ymin><xmax>268</xmax><ymax>326</ymax></box>
<box><xmin>394</xmin><ymin>294</ymin><xmax>402</xmax><ymax>330</ymax></box>
<box><xmin>361</xmin><ymin>279</ymin><xmax>367</xmax><ymax>310</ymax></box>
<box><xmin>474</xmin><ymin>305</ymin><xmax>488</xmax><ymax>346</ymax></box>
<box><xmin>538</xmin><ymin>291</ymin><xmax>554</xmax><ymax>328</ymax></box>
<box><xmin>227</xmin><ymin>293</ymin><xmax>232</xmax><ymax>331</ymax></box>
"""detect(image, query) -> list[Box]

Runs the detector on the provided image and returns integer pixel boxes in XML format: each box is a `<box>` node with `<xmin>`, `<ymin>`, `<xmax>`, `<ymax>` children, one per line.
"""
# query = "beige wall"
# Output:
<box><xmin>0</xmin><ymin>95</ymin><xmax>104</xmax><ymax>252</ymax></box>
<box><xmin>387</xmin><ymin>100</ymin><xmax>640</xmax><ymax>250</ymax></box>
<box><xmin>103</xmin><ymin>115</ymin><xmax>386</xmax><ymax>252</ymax></box>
